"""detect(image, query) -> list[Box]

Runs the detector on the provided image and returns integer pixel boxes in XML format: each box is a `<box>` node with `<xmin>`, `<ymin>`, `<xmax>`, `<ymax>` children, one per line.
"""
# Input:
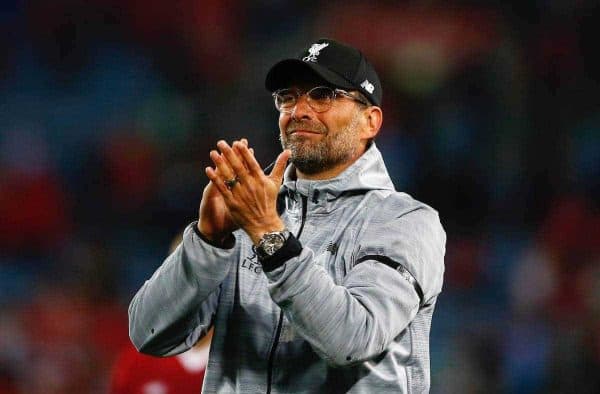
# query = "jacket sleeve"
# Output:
<box><xmin>264</xmin><ymin>206</ymin><xmax>445</xmax><ymax>366</ymax></box>
<box><xmin>128</xmin><ymin>222</ymin><xmax>239</xmax><ymax>356</ymax></box>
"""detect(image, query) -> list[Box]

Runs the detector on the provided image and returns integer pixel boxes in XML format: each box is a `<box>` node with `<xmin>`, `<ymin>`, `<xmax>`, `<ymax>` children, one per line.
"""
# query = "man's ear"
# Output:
<box><xmin>362</xmin><ymin>106</ymin><xmax>383</xmax><ymax>140</ymax></box>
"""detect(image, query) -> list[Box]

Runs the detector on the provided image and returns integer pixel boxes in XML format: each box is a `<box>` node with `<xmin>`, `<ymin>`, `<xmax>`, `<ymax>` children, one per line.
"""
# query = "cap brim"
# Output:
<box><xmin>265</xmin><ymin>59</ymin><xmax>355</xmax><ymax>92</ymax></box>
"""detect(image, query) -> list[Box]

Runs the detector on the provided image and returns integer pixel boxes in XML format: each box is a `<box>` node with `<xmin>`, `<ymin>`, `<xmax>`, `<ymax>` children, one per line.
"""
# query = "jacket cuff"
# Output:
<box><xmin>191</xmin><ymin>221</ymin><xmax>236</xmax><ymax>249</ymax></box>
<box><xmin>260</xmin><ymin>234</ymin><xmax>303</xmax><ymax>272</ymax></box>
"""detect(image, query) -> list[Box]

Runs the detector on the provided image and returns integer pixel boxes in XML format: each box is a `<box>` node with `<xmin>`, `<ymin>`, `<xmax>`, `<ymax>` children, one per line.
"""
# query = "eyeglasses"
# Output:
<box><xmin>272</xmin><ymin>86</ymin><xmax>369</xmax><ymax>113</ymax></box>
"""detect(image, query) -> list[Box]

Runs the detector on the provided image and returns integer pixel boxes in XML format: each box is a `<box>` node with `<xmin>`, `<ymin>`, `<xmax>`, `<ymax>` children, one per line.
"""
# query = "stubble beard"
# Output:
<box><xmin>280</xmin><ymin>112</ymin><xmax>362</xmax><ymax>175</ymax></box>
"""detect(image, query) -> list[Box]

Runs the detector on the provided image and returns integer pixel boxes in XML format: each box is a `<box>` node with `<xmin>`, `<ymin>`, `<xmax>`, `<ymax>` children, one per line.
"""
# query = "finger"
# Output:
<box><xmin>242</xmin><ymin>139</ymin><xmax>256</xmax><ymax>159</ymax></box>
<box><xmin>218</xmin><ymin>140</ymin><xmax>249</xmax><ymax>180</ymax></box>
<box><xmin>232</xmin><ymin>140</ymin><xmax>256</xmax><ymax>178</ymax></box>
<box><xmin>269</xmin><ymin>149</ymin><xmax>291</xmax><ymax>183</ymax></box>
<box><xmin>234</xmin><ymin>142</ymin><xmax>255</xmax><ymax>175</ymax></box>
<box><xmin>237</xmin><ymin>142</ymin><xmax>263</xmax><ymax>175</ymax></box>
<box><xmin>210</xmin><ymin>150</ymin><xmax>235</xmax><ymax>180</ymax></box>
<box><xmin>238</xmin><ymin>138</ymin><xmax>253</xmax><ymax>155</ymax></box>
<box><xmin>205</xmin><ymin>166</ymin><xmax>233</xmax><ymax>199</ymax></box>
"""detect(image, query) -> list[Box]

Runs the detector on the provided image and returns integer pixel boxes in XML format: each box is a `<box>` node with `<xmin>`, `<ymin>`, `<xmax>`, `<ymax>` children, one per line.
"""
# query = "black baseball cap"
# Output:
<box><xmin>265</xmin><ymin>38</ymin><xmax>382</xmax><ymax>107</ymax></box>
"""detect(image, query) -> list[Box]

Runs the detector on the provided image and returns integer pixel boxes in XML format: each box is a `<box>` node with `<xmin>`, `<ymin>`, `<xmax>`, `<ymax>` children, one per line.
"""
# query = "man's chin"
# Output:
<box><xmin>285</xmin><ymin>139</ymin><xmax>318</xmax><ymax>152</ymax></box>
<box><xmin>287</xmin><ymin>145</ymin><xmax>324</xmax><ymax>171</ymax></box>
<box><xmin>290</xmin><ymin>157</ymin><xmax>326</xmax><ymax>175</ymax></box>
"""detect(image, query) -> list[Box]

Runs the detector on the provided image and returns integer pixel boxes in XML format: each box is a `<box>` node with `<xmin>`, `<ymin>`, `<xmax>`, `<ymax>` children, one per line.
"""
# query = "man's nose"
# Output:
<box><xmin>291</xmin><ymin>94</ymin><xmax>314</xmax><ymax>120</ymax></box>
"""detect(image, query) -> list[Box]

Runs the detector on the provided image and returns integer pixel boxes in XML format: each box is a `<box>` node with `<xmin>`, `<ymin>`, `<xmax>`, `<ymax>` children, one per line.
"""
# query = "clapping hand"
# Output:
<box><xmin>199</xmin><ymin>139</ymin><xmax>290</xmax><ymax>245</ymax></box>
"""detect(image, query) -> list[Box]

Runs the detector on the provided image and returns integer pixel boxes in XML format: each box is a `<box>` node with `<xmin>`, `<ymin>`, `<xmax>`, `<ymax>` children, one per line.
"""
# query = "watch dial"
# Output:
<box><xmin>260</xmin><ymin>232</ymin><xmax>286</xmax><ymax>257</ymax></box>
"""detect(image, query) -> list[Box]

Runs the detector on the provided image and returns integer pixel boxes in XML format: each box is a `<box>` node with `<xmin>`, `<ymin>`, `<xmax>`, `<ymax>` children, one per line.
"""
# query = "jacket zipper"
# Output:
<box><xmin>266</xmin><ymin>194</ymin><xmax>308</xmax><ymax>394</ymax></box>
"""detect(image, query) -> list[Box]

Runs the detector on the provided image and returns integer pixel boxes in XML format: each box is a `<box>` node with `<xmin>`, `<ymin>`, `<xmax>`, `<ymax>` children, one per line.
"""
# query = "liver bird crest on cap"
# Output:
<box><xmin>302</xmin><ymin>42</ymin><xmax>329</xmax><ymax>62</ymax></box>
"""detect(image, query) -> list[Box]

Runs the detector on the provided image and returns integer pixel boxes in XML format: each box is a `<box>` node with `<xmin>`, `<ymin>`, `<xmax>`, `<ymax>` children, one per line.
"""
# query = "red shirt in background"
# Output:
<box><xmin>109</xmin><ymin>343</ymin><xmax>209</xmax><ymax>394</ymax></box>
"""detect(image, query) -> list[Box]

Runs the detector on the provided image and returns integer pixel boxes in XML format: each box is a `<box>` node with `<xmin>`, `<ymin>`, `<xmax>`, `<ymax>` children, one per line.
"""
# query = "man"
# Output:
<box><xmin>129</xmin><ymin>38</ymin><xmax>446</xmax><ymax>393</ymax></box>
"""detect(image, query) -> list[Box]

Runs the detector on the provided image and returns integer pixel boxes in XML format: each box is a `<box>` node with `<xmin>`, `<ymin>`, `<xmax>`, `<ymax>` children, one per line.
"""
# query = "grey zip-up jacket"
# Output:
<box><xmin>129</xmin><ymin>143</ymin><xmax>446</xmax><ymax>393</ymax></box>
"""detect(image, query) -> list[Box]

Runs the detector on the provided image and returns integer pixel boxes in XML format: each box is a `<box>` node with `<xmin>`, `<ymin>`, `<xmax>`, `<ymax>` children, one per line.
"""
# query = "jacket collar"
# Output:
<box><xmin>281</xmin><ymin>142</ymin><xmax>395</xmax><ymax>201</ymax></box>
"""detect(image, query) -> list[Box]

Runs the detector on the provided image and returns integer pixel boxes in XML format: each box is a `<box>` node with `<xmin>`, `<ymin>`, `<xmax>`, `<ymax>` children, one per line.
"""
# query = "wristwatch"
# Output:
<box><xmin>255</xmin><ymin>230</ymin><xmax>290</xmax><ymax>260</ymax></box>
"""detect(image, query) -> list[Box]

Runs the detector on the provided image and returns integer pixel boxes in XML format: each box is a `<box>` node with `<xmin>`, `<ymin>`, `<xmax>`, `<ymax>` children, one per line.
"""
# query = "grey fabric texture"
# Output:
<box><xmin>129</xmin><ymin>143</ymin><xmax>446</xmax><ymax>393</ymax></box>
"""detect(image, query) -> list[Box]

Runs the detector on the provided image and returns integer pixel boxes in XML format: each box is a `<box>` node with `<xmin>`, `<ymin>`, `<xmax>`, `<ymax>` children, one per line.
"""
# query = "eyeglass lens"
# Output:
<box><xmin>274</xmin><ymin>86</ymin><xmax>335</xmax><ymax>113</ymax></box>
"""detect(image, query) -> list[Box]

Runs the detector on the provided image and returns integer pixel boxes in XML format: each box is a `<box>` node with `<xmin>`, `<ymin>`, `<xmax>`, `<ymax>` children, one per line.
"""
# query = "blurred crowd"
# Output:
<box><xmin>0</xmin><ymin>1</ymin><xmax>598</xmax><ymax>393</ymax></box>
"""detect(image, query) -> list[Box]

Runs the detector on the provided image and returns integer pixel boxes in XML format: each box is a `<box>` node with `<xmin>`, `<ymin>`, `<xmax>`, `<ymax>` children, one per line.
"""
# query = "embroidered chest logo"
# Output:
<box><xmin>241</xmin><ymin>251</ymin><xmax>262</xmax><ymax>274</ymax></box>
<box><xmin>302</xmin><ymin>43</ymin><xmax>329</xmax><ymax>62</ymax></box>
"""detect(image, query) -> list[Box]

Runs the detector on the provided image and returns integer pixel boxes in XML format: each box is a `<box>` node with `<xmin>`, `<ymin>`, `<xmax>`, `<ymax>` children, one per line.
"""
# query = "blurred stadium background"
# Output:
<box><xmin>1</xmin><ymin>1</ymin><xmax>599</xmax><ymax>393</ymax></box>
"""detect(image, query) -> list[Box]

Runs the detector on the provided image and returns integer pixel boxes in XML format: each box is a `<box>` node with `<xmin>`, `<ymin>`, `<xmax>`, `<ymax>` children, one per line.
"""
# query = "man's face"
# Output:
<box><xmin>278</xmin><ymin>83</ymin><xmax>366</xmax><ymax>175</ymax></box>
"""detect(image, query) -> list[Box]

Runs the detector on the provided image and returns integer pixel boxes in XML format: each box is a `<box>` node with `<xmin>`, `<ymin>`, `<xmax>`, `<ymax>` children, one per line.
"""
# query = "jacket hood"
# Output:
<box><xmin>281</xmin><ymin>142</ymin><xmax>395</xmax><ymax>200</ymax></box>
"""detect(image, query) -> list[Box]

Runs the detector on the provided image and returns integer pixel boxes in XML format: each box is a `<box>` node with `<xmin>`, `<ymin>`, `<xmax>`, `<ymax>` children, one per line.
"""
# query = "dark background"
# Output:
<box><xmin>1</xmin><ymin>1</ymin><xmax>598</xmax><ymax>393</ymax></box>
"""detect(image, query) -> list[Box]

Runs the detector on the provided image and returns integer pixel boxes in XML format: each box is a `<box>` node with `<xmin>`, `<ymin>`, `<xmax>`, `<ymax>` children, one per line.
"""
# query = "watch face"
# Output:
<box><xmin>263</xmin><ymin>241</ymin><xmax>280</xmax><ymax>255</ymax></box>
<box><xmin>258</xmin><ymin>232</ymin><xmax>286</xmax><ymax>259</ymax></box>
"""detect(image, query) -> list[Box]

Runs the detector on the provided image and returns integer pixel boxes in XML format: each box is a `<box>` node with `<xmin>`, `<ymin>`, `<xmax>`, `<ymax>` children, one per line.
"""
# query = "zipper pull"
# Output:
<box><xmin>312</xmin><ymin>189</ymin><xmax>320</xmax><ymax>204</ymax></box>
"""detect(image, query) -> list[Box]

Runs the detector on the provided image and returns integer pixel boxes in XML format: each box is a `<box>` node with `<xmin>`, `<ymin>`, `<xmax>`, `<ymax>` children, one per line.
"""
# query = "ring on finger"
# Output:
<box><xmin>224</xmin><ymin>177</ymin><xmax>239</xmax><ymax>189</ymax></box>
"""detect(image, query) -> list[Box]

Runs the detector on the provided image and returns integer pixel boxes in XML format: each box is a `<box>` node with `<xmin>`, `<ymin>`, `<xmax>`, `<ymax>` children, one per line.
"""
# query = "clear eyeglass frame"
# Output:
<box><xmin>272</xmin><ymin>86</ymin><xmax>369</xmax><ymax>113</ymax></box>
